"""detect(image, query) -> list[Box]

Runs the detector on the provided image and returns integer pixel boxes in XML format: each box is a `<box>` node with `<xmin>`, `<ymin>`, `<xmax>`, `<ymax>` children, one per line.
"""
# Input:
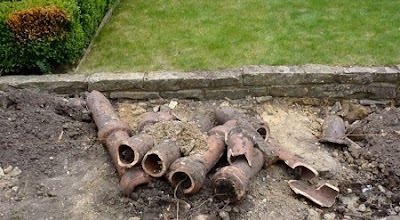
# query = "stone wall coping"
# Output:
<box><xmin>1</xmin><ymin>65</ymin><xmax>399</xmax><ymax>102</ymax></box>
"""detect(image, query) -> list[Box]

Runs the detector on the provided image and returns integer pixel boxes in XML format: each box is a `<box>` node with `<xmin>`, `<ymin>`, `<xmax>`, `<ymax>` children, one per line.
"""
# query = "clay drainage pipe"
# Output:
<box><xmin>117</xmin><ymin>133</ymin><xmax>154</xmax><ymax>168</ymax></box>
<box><xmin>86</xmin><ymin>90</ymin><xmax>133</xmax><ymax>175</ymax></box>
<box><xmin>167</xmin><ymin>120</ymin><xmax>237</xmax><ymax>194</ymax></box>
<box><xmin>87</xmin><ymin>91</ymin><xmax>151</xmax><ymax>195</ymax></box>
<box><xmin>212</xmin><ymin>148</ymin><xmax>264</xmax><ymax>203</ymax></box>
<box><xmin>142</xmin><ymin>140</ymin><xmax>181</xmax><ymax>177</ymax></box>
<box><xmin>137</xmin><ymin>111</ymin><xmax>176</xmax><ymax>132</ymax></box>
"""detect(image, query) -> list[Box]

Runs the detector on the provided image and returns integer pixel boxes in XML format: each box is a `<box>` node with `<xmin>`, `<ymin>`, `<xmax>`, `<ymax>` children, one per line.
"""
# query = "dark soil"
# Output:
<box><xmin>0</xmin><ymin>90</ymin><xmax>399</xmax><ymax>220</ymax></box>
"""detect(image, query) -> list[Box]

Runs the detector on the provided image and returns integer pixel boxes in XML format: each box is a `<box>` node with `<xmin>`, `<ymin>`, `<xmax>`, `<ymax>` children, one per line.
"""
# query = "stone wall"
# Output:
<box><xmin>1</xmin><ymin>65</ymin><xmax>399</xmax><ymax>103</ymax></box>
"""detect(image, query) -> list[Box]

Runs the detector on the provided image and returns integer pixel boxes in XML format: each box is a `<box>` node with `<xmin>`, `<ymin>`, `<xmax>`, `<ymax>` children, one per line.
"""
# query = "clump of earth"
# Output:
<box><xmin>0</xmin><ymin>89</ymin><xmax>399</xmax><ymax>220</ymax></box>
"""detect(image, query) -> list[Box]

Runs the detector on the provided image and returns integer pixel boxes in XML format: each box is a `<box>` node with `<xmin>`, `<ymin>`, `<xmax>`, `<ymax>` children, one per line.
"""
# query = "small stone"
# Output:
<box><xmin>49</xmin><ymin>157</ymin><xmax>54</xmax><ymax>160</ymax></box>
<box><xmin>0</xmin><ymin>167</ymin><xmax>4</xmax><ymax>177</ymax></box>
<box><xmin>346</xmin><ymin>188</ymin><xmax>353</xmax><ymax>194</ymax></box>
<box><xmin>233</xmin><ymin>207</ymin><xmax>239</xmax><ymax>213</ymax></box>
<box><xmin>394</xmin><ymin>206</ymin><xmax>400</xmax><ymax>213</ymax></box>
<box><xmin>255</xmin><ymin>96</ymin><xmax>272</xmax><ymax>103</ymax></box>
<box><xmin>219</xmin><ymin>211</ymin><xmax>230</xmax><ymax>220</ymax></box>
<box><xmin>307</xmin><ymin>209</ymin><xmax>320</xmax><ymax>220</ymax></box>
<box><xmin>378</xmin><ymin>185</ymin><xmax>386</xmax><ymax>193</ymax></box>
<box><xmin>128</xmin><ymin>217</ymin><xmax>141</xmax><ymax>220</ymax></box>
<box><xmin>9</xmin><ymin>167</ymin><xmax>22</xmax><ymax>177</ymax></box>
<box><xmin>358</xmin><ymin>204</ymin><xmax>367</xmax><ymax>212</ymax></box>
<box><xmin>168</xmin><ymin>100</ymin><xmax>178</xmax><ymax>109</ymax></box>
<box><xmin>11</xmin><ymin>186</ymin><xmax>18</xmax><ymax>193</ymax></box>
<box><xmin>331</xmin><ymin>151</ymin><xmax>339</xmax><ymax>158</ymax></box>
<box><xmin>3</xmin><ymin>165</ymin><xmax>13</xmax><ymax>174</ymax></box>
<box><xmin>153</xmin><ymin>105</ymin><xmax>160</xmax><ymax>112</ymax></box>
<box><xmin>323</xmin><ymin>213</ymin><xmax>336</xmax><ymax>220</ymax></box>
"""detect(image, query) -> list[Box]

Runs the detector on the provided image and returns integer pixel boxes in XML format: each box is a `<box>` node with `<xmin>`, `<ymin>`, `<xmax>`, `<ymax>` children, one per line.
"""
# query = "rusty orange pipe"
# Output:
<box><xmin>117</xmin><ymin>133</ymin><xmax>154</xmax><ymax>168</ymax></box>
<box><xmin>212</xmin><ymin>148</ymin><xmax>264</xmax><ymax>203</ymax></box>
<box><xmin>86</xmin><ymin>90</ymin><xmax>133</xmax><ymax>175</ymax></box>
<box><xmin>167</xmin><ymin>120</ymin><xmax>237</xmax><ymax>194</ymax></box>
<box><xmin>142</xmin><ymin>140</ymin><xmax>181</xmax><ymax>177</ymax></box>
<box><xmin>120</xmin><ymin>167</ymin><xmax>152</xmax><ymax>196</ymax></box>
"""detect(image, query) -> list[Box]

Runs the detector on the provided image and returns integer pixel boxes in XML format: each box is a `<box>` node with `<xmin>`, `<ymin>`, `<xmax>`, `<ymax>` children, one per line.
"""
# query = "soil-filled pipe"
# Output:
<box><xmin>142</xmin><ymin>140</ymin><xmax>181</xmax><ymax>177</ymax></box>
<box><xmin>137</xmin><ymin>111</ymin><xmax>176</xmax><ymax>132</ymax></box>
<box><xmin>167</xmin><ymin>120</ymin><xmax>237</xmax><ymax>194</ymax></box>
<box><xmin>212</xmin><ymin>148</ymin><xmax>264</xmax><ymax>203</ymax></box>
<box><xmin>117</xmin><ymin>133</ymin><xmax>154</xmax><ymax>168</ymax></box>
<box><xmin>87</xmin><ymin>90</ymin><xmax>133</xmax><ymax>175</ymax></box>
<box><xmin>120</xmin><ymin>167</ymin><xmax>152</xmax><ymax>196</ymax></box>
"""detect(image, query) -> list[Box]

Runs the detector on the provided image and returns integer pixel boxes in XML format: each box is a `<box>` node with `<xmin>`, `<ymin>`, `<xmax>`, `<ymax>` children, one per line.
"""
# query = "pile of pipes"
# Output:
<box><xmin>86</xmin><ymin>90</ymin><xmax>339</xmax><ymax>206</ymax></box>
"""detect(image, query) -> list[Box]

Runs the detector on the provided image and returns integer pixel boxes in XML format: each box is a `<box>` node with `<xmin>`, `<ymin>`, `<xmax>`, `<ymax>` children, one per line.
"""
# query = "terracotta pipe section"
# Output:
<box><xmin>320</xmin><ymin>115</ymin><xmax>346</xmax><ymax>145</ymax></box>
<box><xmin>191</xmin><ymin>114</ymin><xmax>215</xmax><ymax>133</ymax></box>
<box><xmin>214</xmin><ymin>106</ymin><xmax>240</xmax><ymax>124</ymax></box>
<box><xmin>142</xmin><ymin>140</ymin><xmax>181</xmax><ymax>178</ymax></box>
<box><xmin>167</xmin><ymin>120</ymin><xmax>236</xmax><ymax>195</ymax></box>
<box><xmin>288</xmin><ymin>180</ymin><xmax>339</xmax><ymax>207</ymax></box>
<box><xmin>120</xmin><ymin>167</ymin><xmax>152</xmax><ymax>196</ymax></box>
<box><xmin>117</xmin><ymin>133</ymin><xmax>154</xmax><ymax>168</ymax></box>
<box><xmin>212</xmin><ymin>148</ymin><xmax>264</xmax><ymax>203</ymax></box>
<box><xmin>137</xmin><ymin>111</ymin><xmax>176</xmax><ymax>132</ymax></box>
<box><xmin>266</xmin><ymin>139</ymin><xmax>318</xmax><ymax>180</ymax></box>
<box><xmin>226</xmin><ymin>127</ymin><xmax>254</xmax><ymax>166</ymax></box>
<box><xmin>86</xmin><ymin>90</ymin><xmax>133</xmax><ymax>175</ymax></box>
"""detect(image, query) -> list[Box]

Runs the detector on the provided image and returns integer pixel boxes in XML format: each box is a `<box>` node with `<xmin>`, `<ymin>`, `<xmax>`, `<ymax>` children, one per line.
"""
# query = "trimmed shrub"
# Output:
<box><xmin>0</xmin><ymin>0</ymin><xmax>116</xmax><ymax>75</ymax></box>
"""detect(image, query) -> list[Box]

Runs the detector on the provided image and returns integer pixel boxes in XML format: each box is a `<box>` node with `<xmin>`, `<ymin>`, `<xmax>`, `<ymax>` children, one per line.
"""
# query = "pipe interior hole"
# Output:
<box><xmin>143</xmin><ymin>154</ymin><xmax>163</xmax><ymax>174</ymax></box>
<box><xmin>214</xmin><ymin>179</ymin><xmax>237</xmax><ymax>202</ymax></box>
<box><xmin>257</xmin><ymin>127</ymin><xmax>267</xmax><ymax>140</ymax></box>
<box><xmin>119</xmin><ymin>144</ymin><xmax>135</xmax><ymax>164</ymax></box>
<box><xmin>172</xmin><ymin>172</ymin><xmax>192</xmax><ymax>190</ymax></box>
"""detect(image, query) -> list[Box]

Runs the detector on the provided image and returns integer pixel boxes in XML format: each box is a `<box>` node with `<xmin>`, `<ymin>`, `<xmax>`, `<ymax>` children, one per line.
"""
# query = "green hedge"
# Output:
<box><xmin>0</xmin><ymin>0</ymin><xmax>116</xmax><ymax>75</ymax></box>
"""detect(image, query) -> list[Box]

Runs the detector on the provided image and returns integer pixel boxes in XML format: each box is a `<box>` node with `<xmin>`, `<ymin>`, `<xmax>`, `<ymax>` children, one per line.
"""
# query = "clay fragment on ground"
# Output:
<box><xmin>288</xmin><ymin>180</ymin><xmax>339</xmax><ymax>207</ymax></box>
<box><xmin>320</xmin><ymin>115</ymin><xmax>346</xmax><ymax>145</ymax></box>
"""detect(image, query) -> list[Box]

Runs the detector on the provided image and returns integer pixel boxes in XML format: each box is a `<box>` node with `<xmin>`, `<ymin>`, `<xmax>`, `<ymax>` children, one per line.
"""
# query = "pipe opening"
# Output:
<box><xmin>119</xmin><ymin>144</ymin><xmax>135</xmax><ymax>164</ymax></box>
<box><xmin>294</xmin><ymin>166</ymin><xmax>317</xmax><ymax>180</ymax></box>
<box><xmin>214</xmin><ymin>179</ymin><xmax>237</xmax><ymax>202</ymax></box>
<box><xmin>171</xmin><ymin>172</ymin><xmax>192</xmax><ymax>190</ymax></box>
<box><xmin>143</xmin><ymin>154</ymin><xmax>163</xmax><ymax>175</ymax></box>
<box><xmin>257</xmin><ymin>127</ymin><xmax>267</xmax><ymax>140</ymax></box>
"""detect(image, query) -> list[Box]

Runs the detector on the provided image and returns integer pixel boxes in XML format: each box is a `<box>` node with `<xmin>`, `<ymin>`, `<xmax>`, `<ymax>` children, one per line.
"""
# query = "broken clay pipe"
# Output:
<box><xmin>227</xmin><ymin>127</ymin><xmax>254</xmax><ymax>166</ymax></box>
<box><xmin>167</xmin><ymin>120</ymin><xmax>236</xmax><ymax>194</ymax></box>
<box><xmin>86</xmin><ymin>90</ymin><xmax>133</xmax><ymax>175</ymax></box>
<box><xmin>288</xmin><ymin>180</ymin><xmax>339</xmax><ymax>208</ymax></box>
<box><xmin>320</xmin><ymin>115</ymin><xmax>346</xmax><ymax>145</ymax></box>
<box><xmin>142</xmin><ymin>140</ymin><xmax>181</xmax><ymax>178</ymax></box>
<box><xmin>137</xmin><ymin>111</ymin><xmax>176</xmax><ymax>132</ymax></box>
<box><xmin>120</xmin><ymin>167</ymin><xmax>152</xmax><ymax>196</ymax></box>
<box><xmin>266</xmin><ymin>139</ymin><xmax>318</xmax><ymax>180</ymax></box>
<box><xmin>117</xmin><ymin>133</ymin><xmax>154</xmax><ymax>168</ymax></box>
<box><xmin>212</xmin><ymin>148</ymin><xmax>264</xmax><ymax>203</ymax></box>
<box><xmin>191</xmin><ymin>114</ymin><xmax>216</xmax><ymax>133</ymax></box>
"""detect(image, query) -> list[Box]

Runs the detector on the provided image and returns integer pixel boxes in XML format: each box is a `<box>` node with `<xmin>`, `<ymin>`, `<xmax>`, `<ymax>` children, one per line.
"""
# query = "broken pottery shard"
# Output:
<box><xmin>320</xmin><ymin>115</ymin><xmax>346</xmax><ymax>145</ymax></box>
<box><xmin>227</xmin><ymin>127</ymin><xmax>254</xmax><ymax>166</ymax></box>
<box><xmin>288</xmin><ymin>180</ymin><xmax>339</xmax><ymax>207</ymax></box>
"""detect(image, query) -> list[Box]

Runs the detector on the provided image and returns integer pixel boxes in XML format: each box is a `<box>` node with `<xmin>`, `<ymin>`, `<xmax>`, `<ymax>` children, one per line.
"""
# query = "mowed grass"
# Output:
<box><xmin>78</xmin><ymin>0</ymin><xmax>400</xmax><ymax>73</ymax></box>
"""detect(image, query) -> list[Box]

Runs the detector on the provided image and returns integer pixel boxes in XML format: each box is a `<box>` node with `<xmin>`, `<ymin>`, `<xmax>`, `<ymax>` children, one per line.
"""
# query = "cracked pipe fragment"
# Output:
<box><xmin>266</xmin><ymin>139</ymin><xmax>319</xmax><ymax>180</ymax></box>
<box><xmin>288</xmin><ymin>180</ymin><xmax>339</xmax><ymax>207</ymax></box>
<box><xmin>120</xmin><ymin>167</ymin><xmax>152</xmax><ymax>196</ymax></box>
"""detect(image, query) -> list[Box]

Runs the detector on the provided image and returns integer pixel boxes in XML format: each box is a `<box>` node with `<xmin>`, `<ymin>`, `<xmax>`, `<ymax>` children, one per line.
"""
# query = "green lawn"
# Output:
<box><xmin>77</xmin><ymin>0</ymin><xmax>400</xmax><ymax>73</ymax></box>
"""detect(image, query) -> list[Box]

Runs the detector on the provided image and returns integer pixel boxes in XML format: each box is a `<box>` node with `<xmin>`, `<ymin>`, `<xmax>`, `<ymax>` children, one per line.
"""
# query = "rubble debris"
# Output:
<box><xmin>212</xmin><ymin>148</ymin><xmax>264</xmax><ymax>203</ymax></box>
<box><xmin>267</xmin><ymin>139</ymin><xmax>318</xmax><ymax>180</ymax></box>
<box><xmin>320</xmin><ymin>115</ymin><xmax>346</xmax><ymax>145</ymax></box>
<box><xmin>359</xmin><ymin>99</ymin><xmax>392</xmax><ymax>106</ymax></box>
<box><xmin>167</xmin><ymin>120</ymin><xmax>236</xmax><ymax>194</ymax></box>
<box><xmin>288</xmin><ymin>180</ymin><xmax>339</xmax><ymax>208</ymax></box>
<box><xmin>343</xmin><ymin>137</ymin><xmax>362</xmax><ymax>158</ymax></box>
<box><xmin>120</xmin><ymin>167</ymin><xmax>152</xmax><ymax>196</ymax></box>
<box><xmin>118</xmin><ymin>133</ymin><xmax>154</xmax><ymax>168</ymax></box>
<box><xmin>142</xmin><ymin>140</ymin><xmax>181</xmax><ymax>177</ymax></box>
